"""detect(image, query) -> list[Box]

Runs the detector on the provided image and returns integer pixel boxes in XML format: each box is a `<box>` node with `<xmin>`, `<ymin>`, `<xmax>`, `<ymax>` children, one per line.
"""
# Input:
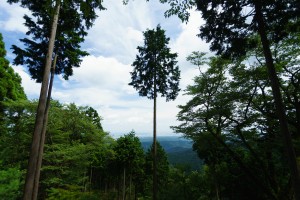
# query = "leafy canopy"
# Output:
<box><xmin>0</xmin><ymin>33</ymin><xmax>26</xmax><ymax>102</ymax></box>
<box><xmin>161</xmin><ymin>0</ymin><xmax>300</xmax><ymax>58</ymax></box>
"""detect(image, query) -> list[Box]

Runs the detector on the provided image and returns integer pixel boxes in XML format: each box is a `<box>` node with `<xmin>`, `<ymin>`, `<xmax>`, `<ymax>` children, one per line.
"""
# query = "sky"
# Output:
<box><xmin>0</xmin><ymin>0</ymin><xmax>210</xmax><ymax>138</ymax></box>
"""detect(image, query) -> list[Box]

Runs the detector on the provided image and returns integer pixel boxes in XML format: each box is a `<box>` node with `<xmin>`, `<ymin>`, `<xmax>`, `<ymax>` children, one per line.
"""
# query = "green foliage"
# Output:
<box><xmin>0</xmin><ymin>166</ymin><xmax>22</xmax><ymax>200</ymax></box>
<box><xmin>129</xmin><ymin>25</ymin><xmax>180</xmax><ymax>101</ymax></box>
<box><xmin>114</xmin><ymin>131</ymin><xmax>145</xmax><ymax>168</ymax></box>
<box><xmin>41</xmin><ymin>103</ymin><xmax>111</xmax><ymax>195</ymax></box>
<box><xmin>159</xmin><ymin>0</ymin><xmax>196</xmax><ymax>22</ymax></box>
<box><xmin>172</xmin><ymin>43</ymin><xmax>300</xmax><ymax>198</ymax></box>
<box><xmin>161</xmin><ymin>0</ymin><xmax>299</xmax><ymax>58</ymax></box>
<box><xmin>8</xmin><ymin>0</ymin><xmax>105</xmax><ymax>82</ymax></box>
<box><xmin>112</xmin><ymin>132</ymin><xmax>146</xmax><ymax>199</ymax></box>
<box><xmin>0</xmin><ymin>33</ymin><xmax>26</xmax><ymax>102</ymax></box>
<box><xmin>0</xmin><ymin>100</ymin><xmax>36</xmax><ymax>169</ymax></box>
<box><xmin>47</xmin><ymin>185</ymin><xmax>102</xmax><ymax>200</ymax></box>
<box><xmin>145</xmin><ymin>142</ymin><xmax>169</xmax><ymax>197</ymax></box>
<box><xmin>0</xmin><ymin>99</ymin><xmax>114</xmax><ymax>199</ymax></box>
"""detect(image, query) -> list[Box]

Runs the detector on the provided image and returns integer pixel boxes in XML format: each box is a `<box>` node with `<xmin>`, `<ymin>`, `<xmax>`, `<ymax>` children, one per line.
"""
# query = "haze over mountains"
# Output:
<box><xmin>140</xmin><ymin>136</ymin><xmax>203</xmax><ymax>171</ymax></box>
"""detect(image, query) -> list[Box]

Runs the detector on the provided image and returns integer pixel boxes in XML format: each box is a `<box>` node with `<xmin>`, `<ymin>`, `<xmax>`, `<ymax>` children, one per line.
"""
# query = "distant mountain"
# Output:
<box><xmin>139</xmin><ymin>136</ymin><xmax>203</xmax><ymax>171</ymax></box>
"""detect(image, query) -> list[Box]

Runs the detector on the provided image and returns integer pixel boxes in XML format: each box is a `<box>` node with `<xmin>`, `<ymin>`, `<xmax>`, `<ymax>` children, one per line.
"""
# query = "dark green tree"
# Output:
<box><xmin>173</xmin><ymin>44</ymin><xmax>300</xmax><ymax>198</ymax></box>
<box><xmin>0</xmin><ymin>98</ymin><xmax>115</xmax><ymax>199</ymax></box>
<box><xmin>0</xmin><ymin>165</ymin><xmax>22</xmax><ymax>200</ymax></box>
<box><xmin>0</xmin><ymin>33</ymin><xmax>26</xmax><ymax>104</ymax></box>
<box><xmin>7</xmin><ymin>1</ymin><xmax>105</xmax><ymax>199</ymax></box>
<box><xmin>37</xmin><ymin>102</ymin><xmax>110</xmax><ymax>199</ymax></box>
<box><xmin>0</xmin><ymin>37</ymin><xmax>27</xmax><ymax>200</ymax></box>
<box><xmin>160</xmin><ymin>0</ymin><xmax>300</xmax><ymax>197</ymax></box>
<box><xmin>145</xmin><ymin>142</ymin><xmax>169</xmax><ymax>199</ymax></box>
<box><xmin>85</xmin><ymin>106</ymin><xmax>104</xmax><ymax>131</ymax></box>
<box><xmin>129</xmin><ymin>24</ymin><xmax>180</xmax><ymax>200</ymax></box>
<box><xmin>113</xmin><ymin>132</ymin><xmax>145</xmax><ymax>200</ymax></box>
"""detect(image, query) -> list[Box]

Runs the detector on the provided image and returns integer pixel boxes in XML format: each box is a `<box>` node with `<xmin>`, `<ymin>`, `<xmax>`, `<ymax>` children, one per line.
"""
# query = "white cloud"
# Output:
<box><xmin>83</xmin><ymin>0</ymin><xmax>151</xmax><ymax>63</ymax></box>
<box><xmin>83</xmin><ymin>0</ymin><xmax>182</xmax><ymax>65</ymax></box>
<box><xmin>0</xmin><ymin>2</ymin><xmax>29</xmax><ymax>33</ymax></box>
<box><xmin>12</xmin><ymin>65</ymin><xmax>41</xmax><ymax>98</ymax></box>
<box><xmin>171</xmin><ymin>10</ymin><xmax>210</xmax><ymax>68</ymax></box>
<box><xmin>1</xmin><ymin>0</ymin><xmax>208</xmax><ymax>137</ymax></box>
<box><xmin>70</xmin><ymin>55</ymin><xmax>131</xmax><ymax>89</ymax></box>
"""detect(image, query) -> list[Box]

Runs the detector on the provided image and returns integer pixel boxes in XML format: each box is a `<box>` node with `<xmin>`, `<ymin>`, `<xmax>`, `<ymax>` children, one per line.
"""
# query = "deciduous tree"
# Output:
<box><xmin>113</xmin><ymin>132</ymin><xmax>145</xmax><ymax>200</ymax></box>
<box><xmin>160</xmin><ymin>0</ymin><xmax>300</xmax><ymax>197</ymax></box>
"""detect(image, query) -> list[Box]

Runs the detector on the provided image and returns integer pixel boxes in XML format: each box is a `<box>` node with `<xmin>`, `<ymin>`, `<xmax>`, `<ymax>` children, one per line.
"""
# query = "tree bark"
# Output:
<box><xmin>90</xmin><ymin>165</ymin><xmax>93</xmax><ymax>192</ymax></box>
<box><xmin>153</xmin><ymin>68</ymin><xmax>158</xmax><ymax>200</ymax></box>
<box><xmin>123</xmin><ymin>166</ymin><xmax>126</xmax><ymax>200</ymax></box>
<box><xmin>23</xmin><ymin>1</ymin><xmax>60</xmax><ymax>200</ymax></box>
<box><xmin>129</xmin><ymin>171</ymin><xmax>132</xmax><ymax>200</ymax></box>
<box><xmin>253</xmin><ymin>1</ymin><xmax>300</xmax><ymax>199</ymax></box>
<box><xmin>32</xmin><ymin>54</ymin><xmax>57</xmax><ymax>200</ymax></box>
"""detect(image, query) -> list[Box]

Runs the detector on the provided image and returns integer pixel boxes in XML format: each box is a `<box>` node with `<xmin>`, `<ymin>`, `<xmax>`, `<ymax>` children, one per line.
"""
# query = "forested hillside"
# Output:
<box><xmin>140</xmin><ymin>137</ymin><xmax>203</xmax><ymax>171</ymax></box>
<box><xmin>0</xmin><ymin>32</ymin><xmax>201</xmax><ymax>199</ymax></box>
<box><xmin>1</xmin><ymin>0</ymin><xmax>300</xmax><ymax>199</ymax></box>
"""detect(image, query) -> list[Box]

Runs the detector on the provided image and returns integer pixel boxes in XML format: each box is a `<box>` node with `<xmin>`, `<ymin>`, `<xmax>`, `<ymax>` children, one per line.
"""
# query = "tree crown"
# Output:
<box><xmin>129</xmin><ymin>25</ymin><xmax>180</xmax><ymax>101</ymax></box>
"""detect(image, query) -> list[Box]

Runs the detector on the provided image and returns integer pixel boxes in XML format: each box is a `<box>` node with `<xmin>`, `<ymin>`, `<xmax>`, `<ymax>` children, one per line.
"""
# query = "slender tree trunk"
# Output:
<box><xmin>118</xmin><ymin>174</ymin><xmax>120</xmax><ymax>200</ymax></box>
<box><xmin>211</xmin><ymin>164</ymin><xmax>220</xmax><ymax>200</ymax></box>
<box><xmin>23</xmin><ymin>2</ymin><xmax>60</xmax><ymax>200</ymax></box>
<box><xmin>83</xmin><ymin>172</ymin><xmax>87</xmax><ymax>192</ymax></box>
<box><xmin>153</xmin><ymin>73</ymin><xmax>158</xmax><ymax>200</ymax></box>
<box><xmin>90</xmin><ymin>165</ymin><xmax>93</xmax><ymax>192</ymax></box>
<box><xmin>206</xmin><ymin>118</ymin><xmax>277</xmax><ymax>199</ymax></box>
<box><xmin>32</xmin><ymin>54</ymin><xmax>57</xmax><ymax>200</ymax></box>
<box><xmin>129</xmin><ymin>171</ymin><xmax>132</xmax><ymax>200</ymax></box>
<box><xmin>253</xmin><ymin>1</ymin><xmax>300</xmax><ymax>199</ymax></box>
<box><xmin>294</xmin><ymin>97</ymin><xmax>300</xmax><ymax>138</ymax></box>
<box><xmin>123</xmin><ymin>166</ymin><xmax>126</xmax><ymax>200</ymax></box>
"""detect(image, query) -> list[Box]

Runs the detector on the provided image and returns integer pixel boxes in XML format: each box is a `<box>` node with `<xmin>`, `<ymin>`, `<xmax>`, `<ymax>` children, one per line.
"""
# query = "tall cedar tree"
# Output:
<box><xmin>160</xmin><ymin>0</ymin><xmax>300</xmax><ymax>198</ymax></box>
<box><xmin>129</xmin><ymin>25</ymin><xmax>180</xmax><ymax>200</ymax></box>
<box><xmin>7</xmin><ymin>0</ymin><xmax>105</xmax><ymax>199</ymax></box>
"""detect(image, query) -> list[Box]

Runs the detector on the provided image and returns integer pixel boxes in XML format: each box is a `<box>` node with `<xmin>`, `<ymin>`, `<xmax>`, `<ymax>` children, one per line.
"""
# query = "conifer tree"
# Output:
<box><xmin>129</xmin><ymin>25</ymin><xmax>180</xmax><ymax>200</ymax></box>
<box><xmin>7</xmin><ymin>0</ymin><xmax>105</xmax><ymax>199</ymax></box>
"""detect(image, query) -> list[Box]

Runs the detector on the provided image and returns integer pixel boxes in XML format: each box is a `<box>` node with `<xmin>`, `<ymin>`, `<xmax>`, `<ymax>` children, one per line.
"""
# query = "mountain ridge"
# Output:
<box><xmin>139</xmin><ymin>136</ymin><xmax>203</xmax><ymax>171</ymax></box>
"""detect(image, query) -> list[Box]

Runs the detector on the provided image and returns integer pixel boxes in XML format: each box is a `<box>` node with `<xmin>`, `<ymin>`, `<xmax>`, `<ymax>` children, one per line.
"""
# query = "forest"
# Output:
<box><xmin>1</xmin><ymin>0</ymin><xmax>300</xmax><ymax>199</ymax></box>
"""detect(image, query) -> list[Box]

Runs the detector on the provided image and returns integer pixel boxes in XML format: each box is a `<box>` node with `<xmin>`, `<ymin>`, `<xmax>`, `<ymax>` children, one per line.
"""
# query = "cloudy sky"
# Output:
<box><xmin>0</xmin><ymin>0</ymin><xmax>210</xmax><ymax>138</ymax></box>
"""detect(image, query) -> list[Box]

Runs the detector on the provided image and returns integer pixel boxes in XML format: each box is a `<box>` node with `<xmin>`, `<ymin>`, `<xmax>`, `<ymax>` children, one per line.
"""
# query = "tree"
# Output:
<box><xmin>0</xmin><ymin>32</ymin><xmax>27</xmax><ymax>136</ymax></box>
<box><xmin>145</xmin><ymin>142</ymin><xmax>169</xmax><ymax>199</ymax></box>
<box><xmin>186</xmin><ymin>51</ymin><xmax>207</xmax><ymax>73</ymax></box>
<box><xmin>7</xmin><ymin>0</ymin><xmax>105</xmax><ymax>199</ymax></box>
<box><xmin>160</xmin><ymin>0</ymin><xmax>300</xmax><ymax>198</ymax></box>
<box><xmin>129</xmin><ymin>24</ymin><xmax>180</xmax><ymax>200</ymax></box>
<box><xmin>38</xmin><ymin>102</ymin><xmax>110</xmax><ymax>198</ymax></box>
<box><xmin>0</xmin><ymin>100</ymin><xmax>38</xmax><ymax>199</ymax></box>
<box><xmin>173</xmin><ymin>44</ymin><xmax>300</xmax><ymax>198</ymax></box>
<box><xmin>0</xmin><ymin>37</ymin><xmax>27</xmax><ymax>200</ymax></box>
<box><xmin>0</xmin><ymin>98</ymin><xmax>117</xmax><ymax>199</ymax></box>
<box><xmin>0</xmin><ymin>33</ymin><xmax>26</xmax><ymax>105</ymax></box>
<box><xmin>113</xmin><ymin>132</ymin><xmax>145</xmax><ymax>200</ymax></box>
<box><xmin>0</xmin><ymin>166</ymin><xmax>22</xmax><ymax>200</ymax></box>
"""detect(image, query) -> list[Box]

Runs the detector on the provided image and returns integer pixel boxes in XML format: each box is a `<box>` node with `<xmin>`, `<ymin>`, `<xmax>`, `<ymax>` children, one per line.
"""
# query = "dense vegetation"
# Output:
<box><xmin>1</xmin><ymin>0</ymin><xmax>300</xmax><ymax>199</ymax></box>
<box><xmin>1</xmin><ymin>33</ymin><xmax>202</xmax><ymax>199</ymax></box>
